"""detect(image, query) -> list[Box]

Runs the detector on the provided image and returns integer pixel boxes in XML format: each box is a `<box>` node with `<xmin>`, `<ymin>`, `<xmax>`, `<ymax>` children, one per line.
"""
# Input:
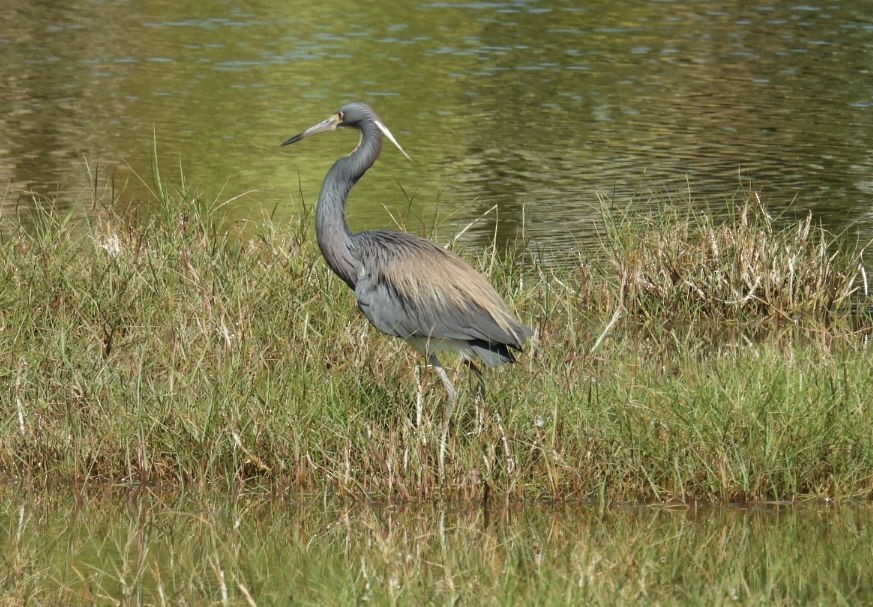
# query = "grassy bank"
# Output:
<box><xmin>1</xmin><ymin>186</ymin><xmax>871</xmax><ymax>502</ymax></box>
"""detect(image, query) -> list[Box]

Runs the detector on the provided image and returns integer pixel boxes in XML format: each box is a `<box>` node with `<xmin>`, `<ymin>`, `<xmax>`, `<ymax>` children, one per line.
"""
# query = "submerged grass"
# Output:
<box><xmin>2</xmin><ymin>490</ymin><xmax>872</xmax><ymax>606</ymax></box>
<box><xmin>1</xmin><ymin>181</ymin><xmax>872</xmax><ymax>503</ymax></box>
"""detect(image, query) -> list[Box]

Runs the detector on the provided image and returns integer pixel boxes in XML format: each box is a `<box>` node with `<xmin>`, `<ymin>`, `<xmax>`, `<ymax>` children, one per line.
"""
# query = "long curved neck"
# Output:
<box><xmin>315</xmin><ymin>122</ymin><xmax>382</xmax><ymax>289</ymax></box>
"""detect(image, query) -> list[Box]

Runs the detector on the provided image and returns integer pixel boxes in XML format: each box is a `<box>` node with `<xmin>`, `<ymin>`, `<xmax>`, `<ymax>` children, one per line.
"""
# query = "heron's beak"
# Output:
<box><xmin>281</xmin><ymin>113</ymin><xmax>341</xmax><ymax>147</ymax></box>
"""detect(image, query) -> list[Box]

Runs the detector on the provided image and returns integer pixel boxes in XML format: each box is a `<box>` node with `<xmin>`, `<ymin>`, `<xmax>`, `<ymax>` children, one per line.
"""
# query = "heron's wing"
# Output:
<box><xmin>351</xmin><ymin>231</ymin><xmax>530</xmax><ymax>347</ymax></box>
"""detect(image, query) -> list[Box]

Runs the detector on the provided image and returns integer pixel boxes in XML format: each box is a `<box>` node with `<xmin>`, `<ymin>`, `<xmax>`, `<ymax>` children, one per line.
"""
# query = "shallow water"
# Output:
<box><xmin>1</xmin><ymin>1</ymin><xmax>872</xmax><ymax>259</ymax></box>
<box><xmin>1</xmin><ymin>489</ymin><xmax>871</xmax><ymax>605</ymax></box>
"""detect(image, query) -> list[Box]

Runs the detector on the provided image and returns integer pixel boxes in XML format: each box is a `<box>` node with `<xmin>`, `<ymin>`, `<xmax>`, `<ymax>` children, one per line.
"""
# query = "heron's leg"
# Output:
<box><xmin>465</xmin><ymin>360</ymin><xmax>487</xmax><ymax>434</ymax></box>
<box><xmin>429</xmin><ymin>354</ymin><xmax>456</xmax><ymax>478</ymax></box>
<box><xmin>465</xmin><ymin>360</ymin><xmax>486</xmax><ymax>400</ymax></box>
<box><xmin>429</xmin><ymin>354</ymin><xmax>457</xmax><ymax>421</ymax></box>
<box><xmin>414</xmin><ymin>363</ymin><xmax>424</xmax><ymax>430</ymax></box>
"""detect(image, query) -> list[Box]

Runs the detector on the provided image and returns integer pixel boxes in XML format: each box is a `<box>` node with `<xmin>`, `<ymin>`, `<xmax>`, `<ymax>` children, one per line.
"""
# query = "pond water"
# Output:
<box><xmin>2</xmin><ymin>0</ymin><xmax>872</xmax><ymax>258</ymax></box>
<box><xmin>1</xmin><ymin>490</ymin><xmax>872</xmax><ymax>605</ymax></box>
<box><xmin>4</xmin><ymin>6</ymin><xmax>871</xmax><ymax>602</ymax></box>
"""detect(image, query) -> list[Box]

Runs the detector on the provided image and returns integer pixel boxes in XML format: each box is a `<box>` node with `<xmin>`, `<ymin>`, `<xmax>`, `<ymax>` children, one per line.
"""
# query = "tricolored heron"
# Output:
<box><xmin>281</xmin><ymin>102</ymin><xmax>531</xmax><ymax>428</ymax></box>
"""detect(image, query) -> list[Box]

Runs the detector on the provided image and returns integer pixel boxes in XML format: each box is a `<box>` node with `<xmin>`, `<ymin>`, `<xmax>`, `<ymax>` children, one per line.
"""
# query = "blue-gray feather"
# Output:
<box><xmin>352</xmin><ymin>230</ymin><xmax>531</xmax><ymax>366</ymax></box>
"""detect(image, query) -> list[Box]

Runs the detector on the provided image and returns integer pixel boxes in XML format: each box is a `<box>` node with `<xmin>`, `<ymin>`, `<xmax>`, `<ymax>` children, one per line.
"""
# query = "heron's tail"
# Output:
<box><xmin>468</xmin><ymin>338</ymin><xmax>527</xmax><ymax>367</ymax></box>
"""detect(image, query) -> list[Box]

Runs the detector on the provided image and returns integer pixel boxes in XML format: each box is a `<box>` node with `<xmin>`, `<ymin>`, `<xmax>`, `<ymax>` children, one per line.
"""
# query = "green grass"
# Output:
<box><xmin>1</xmin><ymin>181</ymin><xmax>872</xmax><ymax>503</ymax></box>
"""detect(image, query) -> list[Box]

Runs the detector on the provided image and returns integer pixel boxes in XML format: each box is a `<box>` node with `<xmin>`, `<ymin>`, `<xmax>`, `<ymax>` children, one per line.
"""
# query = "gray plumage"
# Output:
<box><xmin>281</xmin><ymin>102</ymin><xmax>531</xmax><ymax>401</ymax></box>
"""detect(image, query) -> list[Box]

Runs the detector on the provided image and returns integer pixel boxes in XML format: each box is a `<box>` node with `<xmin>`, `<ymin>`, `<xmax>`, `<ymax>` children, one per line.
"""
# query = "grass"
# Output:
<box><xmin>1</xmin><ymin>490</ymin><xmax>871</xmax><ymax>606</ymax></box>
<box><xmin>1</xmin><ymin>178</ymin><xmax>872</xmax><ymax>503</ymax></box>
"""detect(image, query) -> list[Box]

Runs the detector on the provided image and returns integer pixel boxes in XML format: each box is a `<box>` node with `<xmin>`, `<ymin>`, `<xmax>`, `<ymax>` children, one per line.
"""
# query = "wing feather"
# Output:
<box><xmin>351</xmin><ymin>230</ymin><xmax>530</xmax><ymax>347</ymax></box>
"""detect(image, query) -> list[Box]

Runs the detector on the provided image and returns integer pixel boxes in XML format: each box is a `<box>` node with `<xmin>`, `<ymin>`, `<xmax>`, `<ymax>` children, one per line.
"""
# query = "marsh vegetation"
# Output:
<box><xmin>2</xmin><ymin>178</ymin><xmax>871</xmax><ymax>504</ymax></box>
<box><xmin>2</xmin><ymin>490</ymin><xmax>871</xmax><ymax>606</ymax></box>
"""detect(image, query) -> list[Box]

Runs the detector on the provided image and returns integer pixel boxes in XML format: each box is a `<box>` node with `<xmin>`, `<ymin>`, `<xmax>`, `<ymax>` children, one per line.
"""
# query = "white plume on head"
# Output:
<box><xmin>374</xmin><ymin>119</ymin><xmax>413</xmax><ymax>162</ymax></box>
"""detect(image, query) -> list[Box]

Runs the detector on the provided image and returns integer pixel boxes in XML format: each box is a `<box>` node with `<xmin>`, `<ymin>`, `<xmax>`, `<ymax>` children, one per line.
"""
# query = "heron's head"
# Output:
<box><xmin>335</xmin><ymin>102</ymin><xmax>376</xmax><ymax>128</ymax></box>
<box><xmin>281</xmin><ymin>102</ymin><xmax>412</xmax><ymax>161</ymax></box>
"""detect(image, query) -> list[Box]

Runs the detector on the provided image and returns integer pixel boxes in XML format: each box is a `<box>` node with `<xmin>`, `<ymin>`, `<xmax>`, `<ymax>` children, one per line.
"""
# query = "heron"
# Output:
<box><xmin>281</xmin><ymin>102</ymin><xmax>531</xmax><ymax>430</ymax></box>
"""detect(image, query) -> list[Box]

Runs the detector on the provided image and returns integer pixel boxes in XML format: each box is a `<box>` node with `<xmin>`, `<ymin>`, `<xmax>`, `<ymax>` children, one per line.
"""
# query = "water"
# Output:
<box><xmin>1</xmin><ymin>0</ymin><xmax>871</xmax><ymax>258</ymax></box>
<box><xmin>1</xmin><ymin>490</ymin><xmax>871</xmax><ymax>604</ymax></box>
<box><xmin>3</xmin><ymin>6</ymin><xmax>870</xmax><ymax>599</ymax></box>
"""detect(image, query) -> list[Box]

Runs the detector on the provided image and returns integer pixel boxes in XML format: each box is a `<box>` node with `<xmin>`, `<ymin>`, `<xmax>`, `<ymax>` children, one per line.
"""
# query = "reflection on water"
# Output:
<box><xmin>0</xmin><ymin>490</ymin><xmax>871</xmax><ymax>604</ymax></box>
<box><xmin>1</xmin><ymin>0</ymin><xmax>871</xmax><ymax>258</ymax></box>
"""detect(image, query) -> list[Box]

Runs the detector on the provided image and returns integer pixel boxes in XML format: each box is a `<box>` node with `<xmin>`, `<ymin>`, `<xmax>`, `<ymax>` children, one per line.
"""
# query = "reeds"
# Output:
<box><xmin>600</xmin><ymin>192</ymin><xmax>865</xmax><ymax>332</ymax></box>
<box><xmin>1</xmin><ymin>183</ymin><xmax>871</xmax><ymax>502</ymax></box>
